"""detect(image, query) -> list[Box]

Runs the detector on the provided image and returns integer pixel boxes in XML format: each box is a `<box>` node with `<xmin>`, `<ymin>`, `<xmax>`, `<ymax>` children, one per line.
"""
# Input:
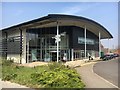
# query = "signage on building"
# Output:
<box><xmin>78</xmin><ymin>37</ymin><xmax>94</xmax><ymax>45</ymax></box>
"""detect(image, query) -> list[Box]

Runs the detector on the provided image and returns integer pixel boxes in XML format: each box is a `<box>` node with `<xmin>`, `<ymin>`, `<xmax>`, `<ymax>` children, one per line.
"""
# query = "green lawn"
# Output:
<box><xmin>1</xmin><ymin>59</ymin><xmax>85</xmax><ymax>88</ymax></box>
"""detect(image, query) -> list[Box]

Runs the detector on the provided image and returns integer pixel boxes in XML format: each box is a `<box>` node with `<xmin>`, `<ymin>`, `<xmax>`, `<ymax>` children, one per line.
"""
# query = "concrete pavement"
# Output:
<box><xmin>93</xmin><ymin>59</ymin><xmax>119</xmax><ymax>88</ymax></box>
<box><xmin>76</xmin><ymin>63</ymin><xmax>118</xmax><ymax>88</ymax></box>
<box><xmin>65</xmin><ymin>57</ymin><xmax>101</xmax><ymax>68</ymax></box>
<box><xmin>0</xmin><ymin>79</ymin><xmax>34</xmax><ymax>90</ymax></box>
<box><xmin>1</xmin><ymin>79</ymin><xmax>27</xmax><ymax>88</ymax></box>
<box><xmin>18</xmin><ymin>57</ymin><xmax>101</xmax><ymax>68</ymax></box>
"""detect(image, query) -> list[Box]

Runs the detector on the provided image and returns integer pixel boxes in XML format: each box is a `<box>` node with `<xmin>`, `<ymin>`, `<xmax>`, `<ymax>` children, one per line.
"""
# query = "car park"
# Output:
<box><xmin>113</xmin><ymin>53</ymin><xmax>119</xmax><ymax>57</ymax></box>
<box><xmin>100</xmin><ymin>53</ymin><xmax>119</xmax><ymax>61</ymax></box>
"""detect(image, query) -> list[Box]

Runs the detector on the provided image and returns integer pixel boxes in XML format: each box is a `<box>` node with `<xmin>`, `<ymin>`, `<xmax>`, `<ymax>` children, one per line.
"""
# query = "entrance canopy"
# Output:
<box><xmin>2</xmin><ymin>14</ymin><xmax>113</xmax><ymax>39</ymax></box>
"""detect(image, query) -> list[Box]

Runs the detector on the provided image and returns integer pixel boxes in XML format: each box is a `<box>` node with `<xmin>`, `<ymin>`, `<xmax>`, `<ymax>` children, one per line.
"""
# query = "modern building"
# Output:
<box><xmin>0</xmin><ymin>14</ymin><xmax>113</xmax><ymax>64</ymax></box>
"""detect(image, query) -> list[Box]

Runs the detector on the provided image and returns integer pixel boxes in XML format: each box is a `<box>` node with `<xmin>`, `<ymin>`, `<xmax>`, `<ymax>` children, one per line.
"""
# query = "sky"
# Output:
<box><xmin>1</xmin><ymin>2</ymin><xmax>118</xmax><ymax>49</ymax></box>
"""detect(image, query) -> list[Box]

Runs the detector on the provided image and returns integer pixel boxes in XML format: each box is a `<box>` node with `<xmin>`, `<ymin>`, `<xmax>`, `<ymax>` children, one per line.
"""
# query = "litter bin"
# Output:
<box><xmin>100</xmin><ymin>52</ymin><xmax>104</xmax><ymax>57</ymax></box>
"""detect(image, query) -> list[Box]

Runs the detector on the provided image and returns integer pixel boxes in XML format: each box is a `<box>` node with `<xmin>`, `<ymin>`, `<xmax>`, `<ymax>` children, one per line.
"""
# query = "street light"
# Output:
<box><xmin>52</xmin><ymin>31</ymin><xmax>66</xmax><ymax>62</ymax></box>
<box><xmin>60</xmin><ymin>32</ymin><xmax>66</xmax><ymax>36</ymax></box>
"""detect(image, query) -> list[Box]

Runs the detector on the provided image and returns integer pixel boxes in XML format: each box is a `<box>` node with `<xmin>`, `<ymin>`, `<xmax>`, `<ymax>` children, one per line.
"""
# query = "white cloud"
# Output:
<box><xmin>60</xmin><ymin>3</ymin><xmax>100</xmax><ymax>15</ymax></box>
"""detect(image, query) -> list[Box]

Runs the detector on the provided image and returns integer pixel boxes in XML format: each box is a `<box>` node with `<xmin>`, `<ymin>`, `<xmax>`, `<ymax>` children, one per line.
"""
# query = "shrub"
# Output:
<box><xmin>2</xmin><ymin>59</ymin><xmax>13</xmax><ymax>66</ymax></box>
<box><xmin>2</xmin><ymin>59</ymin><xmax>18</xmax><ymax>81</ymax></box>
<box><xmin>2</xmin><ymin>60</ymin><xmax>85</xmax><ymax>88</ymax></box>
<box><xmin>48</xmin><ymin>62</ymin><xmax>61</xmax><ymax>70</ymax></box>
<box><xmin>47</xmin><ymin>62</ymin><xmax>67</xmax><ymax>70</ymax></box>
<box><xmin>2</xmin><ymin>73</ymin><xmax>17</xmax><ymax>81</ymax></box>
<box><xmin>31</xmin><ymin>63</ymin><xmax>85</xmax><ymax>88</ymax></box>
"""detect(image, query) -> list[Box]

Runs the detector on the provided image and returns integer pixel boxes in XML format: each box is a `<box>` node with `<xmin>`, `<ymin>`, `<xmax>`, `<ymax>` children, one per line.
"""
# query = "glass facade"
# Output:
<box><xmin>26</xmin><ymin>27</ymin><xmax>69</xmax><ymax>62</ymax></box>
<box><xmin>1</xmin><ymin>26</ymin><xmax>99</xmax><ymax>63</ymax></box>
<box><xmin>25</xmin><ymin>26</ymin><xmax>99</xmax><ymax>62</ymax></box>
<box><xmin>73</xmin><ymin>50</ymin><xmax>98</xmax><ymax>60</ymax></box>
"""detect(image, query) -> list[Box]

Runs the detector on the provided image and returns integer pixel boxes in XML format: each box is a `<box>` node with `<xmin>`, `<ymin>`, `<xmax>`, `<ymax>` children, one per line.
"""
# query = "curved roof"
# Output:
<box><xmin>2</xmin><ymin>14</ymin><xmax>113</xmax><ymax>39</ymax></box>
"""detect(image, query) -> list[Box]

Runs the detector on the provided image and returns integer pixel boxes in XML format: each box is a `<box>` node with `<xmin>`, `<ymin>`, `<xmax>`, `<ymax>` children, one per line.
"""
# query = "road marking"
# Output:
<box><xmin>92</xmin><ymin>64</ymin><xmax>120</xmax><ymax>89</ymax></box>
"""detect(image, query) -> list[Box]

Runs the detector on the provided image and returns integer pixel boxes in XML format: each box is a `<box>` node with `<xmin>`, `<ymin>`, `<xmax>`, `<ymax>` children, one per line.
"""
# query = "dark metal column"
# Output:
<box><xmin>19</xmin><ymin>28</ymin><xmax>22</xmax><ymax>64</ymax></box>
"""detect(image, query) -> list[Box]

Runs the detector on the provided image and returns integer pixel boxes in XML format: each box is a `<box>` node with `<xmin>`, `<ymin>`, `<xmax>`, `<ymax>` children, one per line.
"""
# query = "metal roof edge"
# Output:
<box><xmin>1</xmin><ymin>14</ymin><xmax>113</xmax><ymax>38</ymax></box>
<box><xmin>48</xmin><ymin>14</ymin><xmax>113</xmax><ymax>38</ymax></box>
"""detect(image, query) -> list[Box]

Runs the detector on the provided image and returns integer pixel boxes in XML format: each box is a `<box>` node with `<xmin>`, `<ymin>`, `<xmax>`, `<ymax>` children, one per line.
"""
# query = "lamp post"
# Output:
<box><xmin>52</xmin><ymin>22</ymin><xmax>66</xmax><ymax>62</ymax></box>
<box><xmin>55</xmin><ymin>32</ymin><xmax>66</xmax><ymax>62</ymax></box>
<box><xmin>56</xmin><ymin>23</ymin><xmax>59</xmax><ymax>62</ymax></box>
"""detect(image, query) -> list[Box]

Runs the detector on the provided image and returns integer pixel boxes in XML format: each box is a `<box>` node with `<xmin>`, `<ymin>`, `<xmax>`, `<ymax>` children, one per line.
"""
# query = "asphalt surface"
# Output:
<box><xmin>76</xmin><ymin>62</ymin><xmax>117</xmax><ymax>88</ymax></box>
<box><xmin>93</xmin><ymin>59</ymin><xmax>119</xmax><ymax>88</ymax></box>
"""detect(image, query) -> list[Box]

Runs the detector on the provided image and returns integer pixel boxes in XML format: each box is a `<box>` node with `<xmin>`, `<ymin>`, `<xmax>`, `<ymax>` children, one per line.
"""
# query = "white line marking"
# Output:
<box><xmin>92</xmin><ymin>64</ymin><xmax>120</xmax><ymax>89</ymax></box>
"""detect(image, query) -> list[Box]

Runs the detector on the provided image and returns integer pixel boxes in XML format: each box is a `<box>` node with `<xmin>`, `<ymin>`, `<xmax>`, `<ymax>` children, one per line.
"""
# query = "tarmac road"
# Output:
<box><xmin>93</xmin><ymin>59</ymin><xmax>119</xmax><ymax>88</ymax></box>
<box><xmin>76</xmin><ymin>62</ymin><xmax>117</xmax><ymax>88</ymax></box>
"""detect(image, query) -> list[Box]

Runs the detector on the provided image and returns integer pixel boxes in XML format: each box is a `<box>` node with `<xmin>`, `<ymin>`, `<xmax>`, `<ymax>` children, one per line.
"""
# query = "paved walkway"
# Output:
<box><xmin>65</xmin><ymin>59</ymin><xmax>100</xmax><ymax>68</ymax></box>
<box><xmin>93</xmin><ymin>59</ymin><xmax>119</xmax><ymax>88</ymax></box>
<box><xmin>0</xmin><ymin>79</ymin><xmax>34</xmax><ymax>89</ymax></box>
<box><xmin>76</xmin><ymin>62</ymin><xmax>117</xmax><ymax>88</ymax></box>
<box><xmin>19</xmin><ymin>57</ymin><xmax>101</xmax><ymax>68</ymax></box>
<box><xmin>19</xmin><ymin>62</ymin><xmax>48</xmax><ymax>67</ymax></box>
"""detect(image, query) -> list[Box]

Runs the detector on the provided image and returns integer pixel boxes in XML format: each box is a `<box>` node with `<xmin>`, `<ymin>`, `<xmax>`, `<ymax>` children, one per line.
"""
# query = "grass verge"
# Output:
<box><xmin>2</xmin><ymin>59</ymin><xmax>85</xmax><ymax>88</ymax></box>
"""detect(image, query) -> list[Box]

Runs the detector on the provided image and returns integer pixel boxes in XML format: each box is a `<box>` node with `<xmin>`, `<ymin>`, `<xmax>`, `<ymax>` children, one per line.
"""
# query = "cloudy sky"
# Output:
<box><xmin>1</xmin><ymin>2</ymin><xmax>118</xmax><ymax>49</ymax></box>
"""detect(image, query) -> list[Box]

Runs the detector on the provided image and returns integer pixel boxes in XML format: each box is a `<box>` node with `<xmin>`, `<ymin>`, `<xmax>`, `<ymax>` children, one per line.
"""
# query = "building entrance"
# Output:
<box><xmin>26</xmin><ymin>28</ymin><xmax>69</xmax><ymax>62</ymax></box>
<box><xmin>51</xmin><ymin>52</ymin><xmax>57</xmax><ymax>62</ymax></box>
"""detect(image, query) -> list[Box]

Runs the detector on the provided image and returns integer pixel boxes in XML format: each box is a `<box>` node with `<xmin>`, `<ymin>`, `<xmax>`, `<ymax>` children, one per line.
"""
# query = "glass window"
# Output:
<box><xmin>27</xmin><ymin>27</ymin><xmax>69</xmax><ymax>62</ymax></box>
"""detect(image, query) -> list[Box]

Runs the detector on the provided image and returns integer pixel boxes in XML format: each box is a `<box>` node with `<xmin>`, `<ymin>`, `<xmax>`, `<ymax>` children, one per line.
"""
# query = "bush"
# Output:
<box><xmin>2</xmin><ymin>59</ymin><xmax>18</xmax><ymax>81</ymax></box>
<box><xmin>47</xmin><ymin>62</ymin><xmax>69</xmax><ymax>70</ymax></box>
<box><xmin>2</xmin><ymin>73</ymin><xmax>17</xmax><ymax>81</ymax></box>
<box><xmin>2</xmin><ymin>60</ymin><xmax>85</xmax><ymax>88</ymax></box>
<box><xmin>2</xmin><ymin>59</ymin><xmax>13</xmax><ymax>66</ymax></box>
<box><xmin>31</xmin><ymin>63</ymin><xmax>85</xmax><ymax>88</ymax></box>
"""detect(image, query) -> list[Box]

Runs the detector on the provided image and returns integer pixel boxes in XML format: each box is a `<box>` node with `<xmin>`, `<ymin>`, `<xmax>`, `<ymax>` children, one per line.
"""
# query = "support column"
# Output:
<box><xmin>21</xmin><ymin>29</ymin><xmax>27</xmax><ymax>64</ymax></box>
<box><xmin>40</xmin><ymin>38</ymin><xmax>43</xmax><ymax>61</ymax></box>
<box><xmin>69</xmin><ymin>49</ymin><xmax>70</xmax><ymax>61</ymax></box>
<box><xmin>99</xmin><ymin>31</ymin><xmax>101</xmax><ymax>57</ymax></box>
<box><xmin>84</xmin><ymin>26</ymin><xmax>86</xmax><ymax>59</ymax></box>
<box><xmin>71</xmin><ymin>49</ymin><xmax>74</xmax><ymax>61</ymax></box>
<box><xmin>57</xmin><ymin>22</ymin><xmax>59</xmax><ymax>62</ymax></box>
<box><xmin>19</xmin><ymin>28</ymin><xmax>22</xmax><ymax>64</ymax></box>
<box><xmin>5</xmin><ymin>32</ymin><xmax>7</xmax><ymax>60</ymax></box>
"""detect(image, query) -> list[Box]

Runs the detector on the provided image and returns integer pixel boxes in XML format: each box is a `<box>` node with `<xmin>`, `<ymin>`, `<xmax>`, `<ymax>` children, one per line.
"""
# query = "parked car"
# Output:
<box><xmin>100</xmin><ymin>54</ymin><xmax>113</xmax><ymax>61</ymax></box>
<box><xmin>100</xmin><ymin>55</ymin><xmax>108</xmax><ymax>60</ymax></box>
<box><xmin>113</xmin><ymin>53</ymin><xmax>119</xmax><ymax>57</ymax></box>
<box><xmin>100</xmin><ymin>53</ymin><xmax>119</xmax><ymax>61</ymax></box>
